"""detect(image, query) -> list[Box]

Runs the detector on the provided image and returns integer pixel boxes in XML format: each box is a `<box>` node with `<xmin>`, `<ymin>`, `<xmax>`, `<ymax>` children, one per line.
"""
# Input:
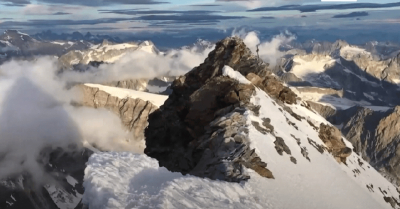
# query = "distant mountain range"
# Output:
<box><xmin>32</xmin><ymin>30</ymin><xmax>122</xmax><ymax>44</ymax></box>
<box><xmin>2</xmin><ymin>30</ymin><xmax>400</xmax><ymax>208</ymax></box>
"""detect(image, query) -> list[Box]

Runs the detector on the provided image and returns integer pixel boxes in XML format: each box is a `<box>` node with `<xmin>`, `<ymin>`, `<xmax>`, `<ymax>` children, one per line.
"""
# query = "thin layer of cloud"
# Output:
<box><xmin>0</xmin><ymin>18</ymin><xmax>132</xmax><ymax>28</ymax></box>
<box><xmin>61</xmin><ymin>43</ymin><xmax>215</xmax><ymax>83</ymax></box>
<box><xmin>249</xmin><ymin>2</ymin><xmax>400</xmax><ymax>13</ymax></box>
<box><xmin>332</xmin><ymin>11</ymin><xmax>369</xmax><ymax>18</ymax></box>
<box><xmin>135</xmin><ymin>14</ymin><xmax>245</xmax><ymax>24</ymax></box>
<box><xmin>22</xmin><ymin>4</ymin><xmax>83</xmax><ymax>15</ymax></box>
<box><xmin>1</xmin><ymin>0</ymin><xmax>168</xmax><ymax>6</ymax></box>
<box><xmin>99</xmin><ymin>9</ymin><xmax>215</xmax><ymax>15</ymax></box>
<box><xmin>0</xmin><ymin>57</ymin><xmax>142</xmax><ymax>186</ymax></box>
<box><xmin>216</xmin><ymin>0</ymin><xmax>264</xmax><ymax>9</ymax></box>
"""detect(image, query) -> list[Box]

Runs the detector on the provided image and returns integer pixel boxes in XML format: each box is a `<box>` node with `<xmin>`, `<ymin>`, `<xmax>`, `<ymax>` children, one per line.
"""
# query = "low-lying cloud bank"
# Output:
<box><xmin>61</xmin><ymin>43</ymin><xmax>215</xmax><ymax>83</ymax></box>
<box><xmin>0</xmin><ymin>57</ymin><xmax>135</xmax><ymax>185</ymax></box>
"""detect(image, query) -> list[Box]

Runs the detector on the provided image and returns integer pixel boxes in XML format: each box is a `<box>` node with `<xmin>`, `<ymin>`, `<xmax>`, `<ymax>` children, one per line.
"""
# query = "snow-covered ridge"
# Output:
<box><xmin>83</xmin><ymin>68</ymin><xmax>400</xmax><ymax>209</ymax></box>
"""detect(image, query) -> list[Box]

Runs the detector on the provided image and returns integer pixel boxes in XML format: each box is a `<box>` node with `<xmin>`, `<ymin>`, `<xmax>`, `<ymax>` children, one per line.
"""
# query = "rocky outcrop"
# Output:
<box><xmin>246</xmin><ymin>73</ymin><xmax>297</xmax><ymax>104</ymax></box>
<box><xmin>318</xmin><ymin>123</ymin><xmax>352</xmax><ymax>163</ymax></box>
<box><xmin>329</xmin><ymin>106</ymin><xmax>400</xmax><ymax>185</ymax></box>
<box><xmin>78</xmin><ymin>84</ymin><xmax>158</xmax><ymax>142</ymax></box>
<box><xmin>145</xmin><ymin>37</ymin><xmax>275</xmax><ymax>182</ymax></box>
<box><xmin>306</xmin><ymin>101</ymin><xmax>336</xmax><ymax>118</ymax></box>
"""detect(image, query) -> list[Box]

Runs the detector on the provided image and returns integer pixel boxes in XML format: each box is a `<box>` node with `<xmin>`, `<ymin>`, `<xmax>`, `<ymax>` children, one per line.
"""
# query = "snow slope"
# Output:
<box><xmin>83</xmin><ymin>71</ymin><xmax>399</xmax><ymax>209</ymax></box>
<box><xmin>84</xmin><ymin>83</ymin><xmax>168</xmax><ymax>107</ymax></box>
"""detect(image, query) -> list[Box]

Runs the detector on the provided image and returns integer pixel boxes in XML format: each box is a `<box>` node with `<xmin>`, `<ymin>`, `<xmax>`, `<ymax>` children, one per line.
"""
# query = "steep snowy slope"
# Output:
<box><xmin>83</xmin><ymin>68</ymin><xmax>400</xmax><ymax>209</ymax></box>
<box><xmin>83</xmin><ymin>37</ymin><xmax>400</xmax><ymax>209</ymax></box>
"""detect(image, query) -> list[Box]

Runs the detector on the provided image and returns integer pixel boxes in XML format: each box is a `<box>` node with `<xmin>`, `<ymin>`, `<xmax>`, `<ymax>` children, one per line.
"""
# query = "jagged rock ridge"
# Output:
<box><xmin>144</xmin><ymin>37</ymin><xmax>353</xmax><ymax>183</ymax></box>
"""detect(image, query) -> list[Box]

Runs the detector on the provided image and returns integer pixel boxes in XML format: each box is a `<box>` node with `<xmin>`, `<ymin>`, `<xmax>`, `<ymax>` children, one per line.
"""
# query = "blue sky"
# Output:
<box><xmin>0</xmin><ymin>0</ymin><xmax>399</xmax><ymax>44</ymax></box>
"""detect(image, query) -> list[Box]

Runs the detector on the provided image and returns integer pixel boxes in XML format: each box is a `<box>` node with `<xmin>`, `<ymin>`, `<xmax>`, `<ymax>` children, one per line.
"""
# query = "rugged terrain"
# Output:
<box><xmin>0</xmin><ymin>30</ymin><xmax>91</xmax><ymax>64</ymax></box>
<box><xmin>276</xmin><ymin>40</ymin><xmax>400</xmax><ymax>107</ymax></box>
<box><xmin>275</xmin><ymin>40</ymin><xmax>400</xmax><ymax>186</ymax></box>
<box><xmin>0</xmin><ymin>83</ymin><xmax>166</xmax><ymax>208</ymax></box>
<box><xmin>2</xmin><ymin>30</ymin><xmax>400</xmax><ymax>208</ymax></box>
<box><xmin>84</xmin><ymin>37</ymin><xmax>400</xmax><ymax>209</ymax></box>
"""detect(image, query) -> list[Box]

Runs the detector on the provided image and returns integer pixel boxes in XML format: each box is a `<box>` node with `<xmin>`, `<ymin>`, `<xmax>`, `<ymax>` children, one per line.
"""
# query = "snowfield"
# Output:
<box><xmin>83</xmin><ymin>70</ymin><xmax>398</xmax><ymax>209</ymax></box>
<box><xmin>291</xmin><ymin>87</ymin><xmax>372</xmax><ymax>109</ymax></box>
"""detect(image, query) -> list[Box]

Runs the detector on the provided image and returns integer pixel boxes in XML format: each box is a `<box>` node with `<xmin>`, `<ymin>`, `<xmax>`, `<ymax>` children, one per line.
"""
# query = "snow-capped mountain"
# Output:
<box><xmin>275</xmin><ymin>40</ymin><xmax>400</xmax><ymax>107</ymax></box>
<box><xmin>271</xmin><ymin>39</ymin><xmax>400</xmax><ymax>187</ymax></box>
<box><xmin>83</xmin><ymin>37</ymin><xmax>400</xmax><ymax>209</ymax></box>
<box><xmin>2</xmin><ymin>32</ymin><xmax>400</xmax><ymax>209</ymax></box>
<box><xmin>59</xmin><ymin>40</ymin><xmax>159</xmax><ymax>69</ymax></box>
<box><xmin>32</xmin><ymin>30</ymin><xmax>122</xmax><ymax>44</ymax></box>
<box><xmin>0</xmin><ymin>30</ymin><xmax>91</xmax><ymax>63</ymax></box>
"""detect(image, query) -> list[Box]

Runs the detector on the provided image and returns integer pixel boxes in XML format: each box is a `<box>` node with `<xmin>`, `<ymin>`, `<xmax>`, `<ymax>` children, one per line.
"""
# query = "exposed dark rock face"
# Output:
<box><xmin>145</xmin><ymin>37</ymin><xmax>274</xmax><ymax>182</ymax></box>
<box><xmin>330</xmin><ymin>106</ymin><xmax>400</xmax><ymax>185</ymax></box>
<box><xmin>274</xmin><ymin>137</ymin><xmax>291</xmax><ymax>155</ymax></box>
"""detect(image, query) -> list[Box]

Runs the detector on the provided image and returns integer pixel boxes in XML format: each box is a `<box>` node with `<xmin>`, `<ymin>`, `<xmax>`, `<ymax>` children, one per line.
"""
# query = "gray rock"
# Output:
<box><xmin>330</xmin><ymin>106</ymin><xmax>400</xmax><ymax>185</ymax></box>
<box><xmin>274</xmin><ymin>137</ymin><xmax>291</xmax><ymax>155</ymax></box>
<box><xmin>78</xmin><ymin>84</ymin><xmax>158</xmax><ymax>142</ymax></box>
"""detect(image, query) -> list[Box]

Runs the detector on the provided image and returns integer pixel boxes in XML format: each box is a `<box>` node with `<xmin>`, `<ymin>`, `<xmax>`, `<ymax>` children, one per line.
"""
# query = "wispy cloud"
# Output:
<box><xmin>249</xmin><ymin>2</ymin><xmax>400</xmax><ymax>13</ymax></box>
<box><xmin>1</xmin><ymin>0</ymin><xmax>169</xmax><ymax>6</ymax></box>
<box><xmin>332</xmin><ymin>11</ymin><xmax>369</xmax><ymax>18</ymax></box>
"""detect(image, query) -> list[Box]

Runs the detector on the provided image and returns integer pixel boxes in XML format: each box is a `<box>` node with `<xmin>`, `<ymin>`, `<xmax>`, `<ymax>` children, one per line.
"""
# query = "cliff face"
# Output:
<box><xmin>329</xmin><ymin>106</ymin><xmax>400</xmax><ymax>186</ymax></box>
<box><xmin>78</xmin><ymin>84</ymin><xmax>159</xmax><ymax>151</ymax></box>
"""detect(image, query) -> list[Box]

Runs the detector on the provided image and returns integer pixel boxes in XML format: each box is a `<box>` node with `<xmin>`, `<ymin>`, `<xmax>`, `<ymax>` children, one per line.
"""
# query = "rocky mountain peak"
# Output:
<box><xmin>1</xmin><ymin>30</ymin><xmax>32</xmax><ymax>42</ymax></box>
<box><xmin>145</xmin><ymin>37</ymin><xmax>303</xmax><ymax>182</ymax></box>
<box><xmin>333</xmin><ymin>39</ymin><xmax>349</xmax><ymax>48</ymax></box>
<box><xmin>172</xmin><ymin>37</ymin><xmax>268</xmax><ymax>95</ymax></box>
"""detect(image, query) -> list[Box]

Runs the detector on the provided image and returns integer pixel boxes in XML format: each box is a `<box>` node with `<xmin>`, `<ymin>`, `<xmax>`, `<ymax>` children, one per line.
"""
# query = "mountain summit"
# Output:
<box><xmin>83</xmin><ymin>37</ymin><xmax>400</xmax><ymax>209</ymax></box>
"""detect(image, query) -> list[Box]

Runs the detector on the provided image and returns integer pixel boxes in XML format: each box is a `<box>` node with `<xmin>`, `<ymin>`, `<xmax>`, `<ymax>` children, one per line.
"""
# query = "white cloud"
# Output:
<box><xmin>61</xmin><ymin>43</ymin><xmax>215</xmax><ymax>83</ymax></box>
<box><xmin>232</xmin><ymin>29</ymin><xmax>296</xmax><ymax>66</ymax></box>
<box><xmin>0</xmin><ymin>57</ymin><xmax>137</xmax><ymax>185</ymax></box>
